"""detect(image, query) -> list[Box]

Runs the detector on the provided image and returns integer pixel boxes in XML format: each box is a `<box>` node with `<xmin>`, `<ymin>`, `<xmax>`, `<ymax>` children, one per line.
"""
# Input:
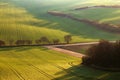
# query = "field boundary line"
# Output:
<box><xmin>28</xmin><ymin>63</ymin><xmax>55</xmax><ymax>79</ymax></box>
<box><xmin>7</xmin><ymin>64</ymin><xmax>25</xmax><ymax>80</ymax></box>
<box><xmin>46</xmin><ymin>46</ymin><xmax>85</xmax><ymax>58</ymax></box>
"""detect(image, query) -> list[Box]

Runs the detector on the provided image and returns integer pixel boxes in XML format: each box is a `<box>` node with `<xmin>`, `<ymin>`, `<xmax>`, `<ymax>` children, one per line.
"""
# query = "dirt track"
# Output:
<box><xmin>45</xmin><ymin>41</ymin><xmax>115</xmax><ymax>58</ymax></box>
<box><xmin>75</xmin><ymin>5</ymin><xmax>120</xmax><ymax>10</ymax></box>
<box><xmin>45</xmin><ymin>46</ymin><xmax>85</xmax><ymax>58</ymax></box>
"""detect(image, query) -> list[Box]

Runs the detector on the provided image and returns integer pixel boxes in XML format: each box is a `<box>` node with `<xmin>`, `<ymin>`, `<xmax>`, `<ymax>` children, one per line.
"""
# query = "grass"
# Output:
<box><xmin>0</xmin><ymin>46</ymin><xmax>120</xmax><ymax>80</ymax></box>
<box><xmin>0</xmin><ymin>1</ymin><xmax>120</xmax><ymax>43</ymax></box>
<box><xmin>0</xmin><ymin>2</ymin><xmax>96</xmax><ymax>44</ymax></box>
<box><xmin>6</xmin><ymin>0</ymin><xmax>120</xmax><ymax>41</ymax></box>
<box><xmin>0</xmin><ymin>1</ymin><xmax>120</xmax><ymax>80</ymax></box>
<box><xmin>67</xmin><ymin>8</ymin><xmax>120</xmax><ymax>25</ymax></box>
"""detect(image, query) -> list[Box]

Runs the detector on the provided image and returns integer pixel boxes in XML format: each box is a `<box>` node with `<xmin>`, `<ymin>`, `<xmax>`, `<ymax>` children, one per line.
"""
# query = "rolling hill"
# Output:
<box><xmin>0</xmin><ymin>46</ymin><xmax>80</xmax><ymax>80</ymax></box>
<box><xmin>0</xmin><ymin>46</ymin><xmax>120</xmax><ymax>80</ymax></box>
<box><xmin>67</xmin><ymin>7</ymin><xmax>120</xmax><ymax>25</ymax></box>
<box><xmin>2</xmin><ymin>0</ymin><xmax>120</xmax><ymax>41</ymax></box>
<box><xmin>0</xmin><ymin>2</ymin><xmax>96</xmax><ymax>45</ymax></box>
<box><xmin>0</xmin><ymin>0</ymin><xmax>120</xmax><ymax>80</ymax></box>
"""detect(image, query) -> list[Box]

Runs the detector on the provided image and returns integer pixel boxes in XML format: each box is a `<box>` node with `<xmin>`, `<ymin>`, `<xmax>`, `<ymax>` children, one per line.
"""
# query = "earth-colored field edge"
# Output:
<box><xmin>75</xmin><ymin>5</ymin><xmax>120</xmax><ymax>10</ymax></box>
<box><xmin>48</xmin><ymin>11</ymin><xmax>120</xmax><ymax>33</ymax></box>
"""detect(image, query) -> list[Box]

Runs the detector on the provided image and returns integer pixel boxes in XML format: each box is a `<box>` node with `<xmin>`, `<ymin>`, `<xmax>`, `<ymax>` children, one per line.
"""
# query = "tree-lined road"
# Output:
<box><xmin>45</xmin><ymin>42</ymin><xmax>99</xmax><ymax>58</ymax></box>
<box><xmin>45</xmin><ymin>41</ymin><xmax>115</xmax><ymax>58</ymax></box>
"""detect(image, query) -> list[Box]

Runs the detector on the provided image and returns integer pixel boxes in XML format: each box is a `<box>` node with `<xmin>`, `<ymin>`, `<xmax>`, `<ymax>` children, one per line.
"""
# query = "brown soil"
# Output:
<box><xmin>75</xmin><ymin>5</ymin><xmax>120</xmax><ymax>10</ymax></box>
<box><xmin>58</xmin><ymin>45</ymin><xmax>92</xmax><ymax>53</ymax></box>
<box><xmin>45</xmin><ymin>42</ymin><xmax>99</xmax><ymax>58</ymax></box>
<box><xmin>45</xmin><ymin>46</ymin><xmax>85</xmax><ymax>58</ymax></box>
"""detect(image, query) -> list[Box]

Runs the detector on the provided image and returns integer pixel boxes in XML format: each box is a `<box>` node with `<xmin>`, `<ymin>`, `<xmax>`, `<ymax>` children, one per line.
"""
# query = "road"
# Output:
<box><xmin>45</xmin><ymin>41</ymin><xmax>115</xmax><ymax>58</ymax></box>
<box><xmin>46</xmin><ymin>46</ymin><xmax>85</xmax><ymax>58</ymax></box>
<box><xmin>48</xmin><ymin>42</ymin><xmax>99</xmax><ymax>47</ymax></box>
<box><xmin>45</xmin><ymin>42</ymin><xmax>99</xmax><ymax>58</ymax></box>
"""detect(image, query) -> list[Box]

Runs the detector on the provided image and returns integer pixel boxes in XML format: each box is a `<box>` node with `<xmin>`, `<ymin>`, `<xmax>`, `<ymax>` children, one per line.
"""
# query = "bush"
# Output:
<box><xmin>64</xmin><ymin>35</ymin><xmax>72</xmax><ymax>44</ymax></box>
<box><xmin>53</xmin><ymin>39</ymin><xmax>60</xmax><ymax>44</ymax></box>
<box><xmin>82</xmin><ymin>40</ymin><xmax>120</xmax><ymax>68</ymax></box>
<box><xmin>0</xmin><ymin>40</ymin><xmax>5</xmax><ymax>46</ymax></box>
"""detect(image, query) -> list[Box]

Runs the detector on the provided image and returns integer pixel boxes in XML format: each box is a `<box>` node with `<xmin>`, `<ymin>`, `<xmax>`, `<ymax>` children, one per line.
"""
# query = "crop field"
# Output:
<box><xmin>0</xmin><ymin>0</ymin><xmax>120</xmax><ymax>80</ymax></box>
<box><xmin>0</xmin><ymin>2</ymin><xmax>95</xmax><ymax>44</ymax></box>
<box><xmin>2</xmin><ymin>0</ymin><xmax>120</xmax><ymax>41</ymax></box>
<box><xmin>0</xmin><ymin>46</ymin><xmax>80</xmax><ymax>80</ymax></box>
<box><xmin>67</xmin><ymin>8</ymin><xmax>120</xmax><ymax>25</ymax></box>
<box><xmin>0</xmin><ymin>46</ymin><xmax>120</xmax><ymax>80</ymax></box>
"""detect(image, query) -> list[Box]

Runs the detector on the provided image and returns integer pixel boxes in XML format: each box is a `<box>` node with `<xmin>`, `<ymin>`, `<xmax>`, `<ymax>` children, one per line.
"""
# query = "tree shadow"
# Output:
<box><xmin>53</xmin><ymin>65</ymin><xmax>120</xmax><ymax>80</ymax></box>
<box><xmin>0</xmin><ymin>46</ymin><xmax>49</xmax><ymax>52</ymax></box>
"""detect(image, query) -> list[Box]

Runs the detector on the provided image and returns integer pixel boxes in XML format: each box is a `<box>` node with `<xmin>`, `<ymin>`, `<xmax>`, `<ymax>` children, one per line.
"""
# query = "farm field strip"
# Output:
<box><xmin>0</xmin><ymin>3</ymin><xmax>83</xmax><ymax>44</ymax></box>
<box><xmin>67</xmin><ymin>8</ymin><xmax>120</xmax><ymax>25</ymax></box>
<box><xmin>0</xmin><ymin>47</ymin><xmax>81</xmax><ymax>80</ymax></box>
<box><xmin>0</xmin><ymin>46</ymin><xmax>119</xmax><ymax>80</ymax></box>
<box><xmin>45</xmin><ymin>46</ymin><xmax>85</xmax><ymax>58</ymax></box>
<box><xmin>8</xmin><ymin>51</ymin><xmax>59</xmax><ymax>79</ymax></box>
<box><xmin>1</xmin><ymin>2</ymin><xmax>120</xmax><ymax>43</ymax></box>
<box><xmin>7</xmin><ymin>64</ymin><xmax>25</xmax><ymax>80</ymax></box>
<box><xmin>8</xmin><ymin>57</ymin><xmax>54</xmax><ymax>80</ymax></box>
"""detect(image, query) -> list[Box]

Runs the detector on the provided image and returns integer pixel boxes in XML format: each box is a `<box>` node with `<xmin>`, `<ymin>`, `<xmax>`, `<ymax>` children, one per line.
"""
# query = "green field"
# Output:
<box><xmin>0</xmin><ymin>2</ymin><xmax>95</xmax><ymax>44</ymax></box>
<box><xmin>0</xmin><ymin>47</ymin><xmax>120</xmax><ymax>80</ymax></box>
<box><xmin>1</xmin><ymin>0</ymin><xmax>120</xmax><ymax>44</ymax></box>
<box><xmin>0</xmin><ymin>46</ymin><xmax>80</xmax><ymax>80</ymax></box>
<box><xmin>1</xmin><ymin>0</ymin><xmax>120</xmax><ymax>80</ymax></box>
<box><xmin>67</xmin><ymin>8</ymin><xmax>120</xmax><ymax>25</ymax></box>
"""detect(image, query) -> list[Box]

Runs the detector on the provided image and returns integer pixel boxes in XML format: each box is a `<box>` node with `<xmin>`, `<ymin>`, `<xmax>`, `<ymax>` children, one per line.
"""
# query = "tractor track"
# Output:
<box><xmin>8</xmin><ymin>50</ymin><xmax>95</xmax><ymax>80</ymax></box>
<box><xmin>68</xmin><ymin>61</ymin><xmax>81</xmax><ymax>66</ymax></box>
<box><xmin>68</xmin><ymin>62</ymin><xmax>74</xmax><ymax>66</ymax></box>
<box><xmin>7</xmin><ymin>64</ymin><xmax>26</xmax><ymax>80</ymax></box>
<box><xmin>18</xmin><ymin>51</ymin><xmax>94</xmax><ymax>79</ymax></box>
<box><xmin>27</xmin><ymin>63</ymin><xmax>55</xmax><ymax>79</ymax></box>
<box><xmin>19</xmin><ymin>59</ymin><xmax>55</xmax><ymax>80</ymax></box>
<box><xmin>17</xmin><ymin>60</ymin><xmax>55</xmax><ymax>79</ymax></box>
<box><xmin>53</xmin><ymin>63</ymin><xmax>96</xmax><ymax>80</ymax></box>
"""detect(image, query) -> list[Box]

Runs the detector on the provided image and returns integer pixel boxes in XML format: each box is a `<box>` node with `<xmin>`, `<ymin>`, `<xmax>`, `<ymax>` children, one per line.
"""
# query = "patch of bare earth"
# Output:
<box><xmin>45</xmin><ymin>46</ymin><xmax>85</xmax><ymax>58</ymax></box>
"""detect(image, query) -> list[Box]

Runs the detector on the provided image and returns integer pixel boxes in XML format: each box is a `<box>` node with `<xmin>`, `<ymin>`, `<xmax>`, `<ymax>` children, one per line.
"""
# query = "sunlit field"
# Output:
<box><xmin>67</xmin><ymin>8</ymin><xmax>120</xmax><ymax>25</ymax></box>
<box><xmin>0</xmin><ymin>2</ymin><xmax>94</xmax><ymax>44</ymax></box>
<box><xmin>0</xmin><ymin>0</ymin><xmax>120</xmax><ymax>80</ymax></box>
<box><xmin>0</xmin><ymin>47</ymin><xmax>80</xmax><ymax>80</ymax></box>
<box><xmin>0</xmin><ymin>47</ymin><xmax>120</xmax><ymax>80</ymax></box>
<box><xmin>2</xmin><ymin>0</ymin><xmax>120</xmax><ymax>41</ymax></box>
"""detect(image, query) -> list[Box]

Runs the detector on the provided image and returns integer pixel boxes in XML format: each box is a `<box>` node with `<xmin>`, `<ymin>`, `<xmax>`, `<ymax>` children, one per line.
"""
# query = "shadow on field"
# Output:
<box><xmin>0</xmin><ymin>46</ymin><xmax>48</xmax><ymax>52</ymax></box>
<box><xmin>53</xmin><ymin>65</ymin><xmax>120</xmax><ymax>80</ymax></box>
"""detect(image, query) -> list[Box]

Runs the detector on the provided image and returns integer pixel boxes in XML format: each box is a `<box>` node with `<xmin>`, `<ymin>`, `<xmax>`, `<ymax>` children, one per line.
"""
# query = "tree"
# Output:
<box><xmin>25</xmin><ymin>40</ymin><xmax>32</xmax><ymax>45</ymax></box>
<box><xmin>64</xmin><ymin>35</ymin><xmax>72</xmax><ymax>44</ymax></box>
<box><xmin>53</xmin><ymin>39</ymin><xmax>60</xmax><ymax>44</ymax></box>
<box><xmin>9</xmin><ymin>40</ymin><xmax>14</xmax><ymax>46</ymax></box>
<box><xmin>35</xmin><ymin>39</ymin><xmax>41</xmax><ymax>45</ymax></box>
<box><xmin>0</xmin><ymin>40</ymin><xmax>5</xmax><ymax>46</ymax></box>
<box><xmin>40</xmin><ymin>37</ymin><xmax>50</xmax><ymax>44</ymax></box>
<box><xmin>82</xmin><ymin>40</ymin><xmax>120</xmax><ymax>68</ymax></box>
<box><xmin>15</xmin><ymin>40</ymin><xmax>25</xmax><ymax>45</ymax></box>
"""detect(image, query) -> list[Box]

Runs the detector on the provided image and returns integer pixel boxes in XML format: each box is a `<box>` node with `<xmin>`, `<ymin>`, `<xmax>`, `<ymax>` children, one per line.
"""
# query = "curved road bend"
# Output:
<box><xmin>44</xmin><ymin>42</ymin><xmax>99</xmax><ymax>58</ymax></box>
<box><xmin>44</xmin><ymin>41</ymin><xmax>115</xmax><ymax>58</ymax></box>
